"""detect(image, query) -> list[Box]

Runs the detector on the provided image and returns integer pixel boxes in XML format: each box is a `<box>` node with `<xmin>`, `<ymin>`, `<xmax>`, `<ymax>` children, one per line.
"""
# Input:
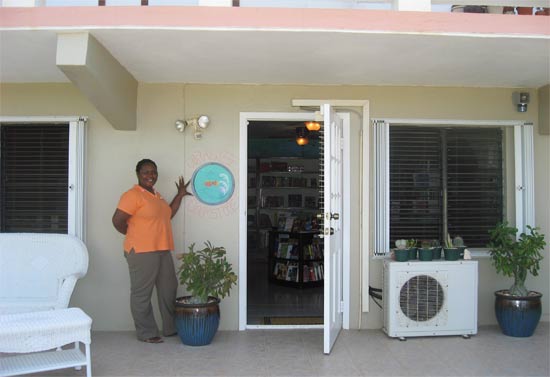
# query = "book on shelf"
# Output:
<box><xmin>304</xmin><ymin>196</ymin><xmax>317</xmax><ymax>209</ymax></box>
<box><xmin>308</xmin><ymin>262</ymin><xmax>324</xmax><ymax>281</ymax></box>
<box><xmin>286</xmin><ymin>265</ymin><xmax>298</xmax><ymax>282</ymax></box>
<box><xmin>309</xmin><ymin>266</ymin><xmax>316</xmax><ymax>281</ymax></box>
<box><xmin>303</xmin><ymin>241</ymin><xmax>322</xmax><ymax>260</ymax></box>
<box><xmin>288</xmin><ymin>194</ymin><xmax>302</xmax><ymax>207</ymax></box>
<box><xmin>288</xmin><ymin>242</ymin><xmax>299</xmax><ymax>259</ymax></box>
<box><xmin>271</xmin><ymin>176</ymin><xmax>290</xmax><ymax>187</ymax></box>
<box><xmin>289</xmin><ymin>177</ymin><xmax>307</xmax><ymax>187</ymax></box>
<box><xmin>283</xmin><ymin>217</ymin><xmax>295</xmax><ymax>232</ymax></box>
<box><xmin>274</xmin><ymin>263</ymin><xmax>288</xmax><ymax>280</ymax></box>
<box><xmin>270</xmin><ymin>161</ymin><xmax>288</xmax><ymax>172</ymax></box>
<box><xmin>261</xmin><ymin>175</ymin><xmax>275</xmax><ymax>187</ymax></box>
<box><xmin>303</xmin><ymin>265</ymin><xmax>310</xmax><ymax>282</ymax></box>
<box><xmin>263</xmin><ymin>195</ymin><xmax>284</xmax><ymax>208</ymax></box>
<box><xmin>274</xmin><ymin>261</ymin><xmax>300</xmax><ymax>282</ymax></box>
<box><xmin>276</xmin><ymin>243</ymin><xmax>289</xmax><ymax>258</ymax></box>
<box><xmin>276</xmin><ymin>239</ymin><xmax>299</xmax><ymax>259</ymax></box>
<box><xmin>274</xmin><ymin>233</ymin><xmax>288</xmax><ymax>255</ymax></box>
<box><xmin>248</xmin><ymin>176</ymin><xmax>256</xmax><ymax>188</ymax></box>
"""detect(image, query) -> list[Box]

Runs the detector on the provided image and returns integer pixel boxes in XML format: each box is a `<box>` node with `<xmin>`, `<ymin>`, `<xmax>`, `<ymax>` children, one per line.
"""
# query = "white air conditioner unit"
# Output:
<box><xmin>383</xmin><ymin>260</ymin><xmax>478</xmax><ymax>340</ymax></box>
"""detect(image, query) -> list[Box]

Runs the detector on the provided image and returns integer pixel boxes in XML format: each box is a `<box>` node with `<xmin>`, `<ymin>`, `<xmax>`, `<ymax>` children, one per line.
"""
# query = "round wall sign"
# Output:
<box><xmin>191</xmin><ymin>162</ymin><xmax>235</xmax><ymax>205</ymax></box>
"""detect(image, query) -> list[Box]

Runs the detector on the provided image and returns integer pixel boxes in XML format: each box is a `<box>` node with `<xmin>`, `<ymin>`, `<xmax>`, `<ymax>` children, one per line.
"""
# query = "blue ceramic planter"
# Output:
<box><xmin>494</xmin><ymin>290</ymin><xmax>542</xmax><ymax>337</ymax></box>
<box><xmin>175</xmin><ymin>296</ymin><xmax>220</xmax><ymax>346</ymax></box>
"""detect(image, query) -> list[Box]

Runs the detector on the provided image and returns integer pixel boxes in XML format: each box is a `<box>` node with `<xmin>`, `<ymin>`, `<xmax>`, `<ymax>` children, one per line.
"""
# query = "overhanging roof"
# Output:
<box><xmin>1</xmin><ymin>6</ymin><xmax>549</xmax><ymax>88</ymax></box>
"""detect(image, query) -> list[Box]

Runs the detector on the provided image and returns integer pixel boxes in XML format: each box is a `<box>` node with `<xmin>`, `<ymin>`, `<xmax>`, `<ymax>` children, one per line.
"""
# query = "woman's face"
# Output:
<box><xmin>137</xmin><ymin>163</ymin><xmax>158</xmax><ymax>192</ymax></box>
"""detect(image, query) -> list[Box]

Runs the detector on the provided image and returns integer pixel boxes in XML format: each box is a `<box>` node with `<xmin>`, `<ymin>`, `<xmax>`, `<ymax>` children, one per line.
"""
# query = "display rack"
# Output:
<box><xmin>269</xmin><ymin>230</ymin><xmax>324</xmax><ymax>288</ymax></box>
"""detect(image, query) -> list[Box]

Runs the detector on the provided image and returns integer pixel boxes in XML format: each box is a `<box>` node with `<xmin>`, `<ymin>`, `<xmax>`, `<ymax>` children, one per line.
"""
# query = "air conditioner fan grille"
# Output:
<box><xmin>399</xmin><ymin>274</ymin><xmax>444</xmax><ymax>322</ymax></box>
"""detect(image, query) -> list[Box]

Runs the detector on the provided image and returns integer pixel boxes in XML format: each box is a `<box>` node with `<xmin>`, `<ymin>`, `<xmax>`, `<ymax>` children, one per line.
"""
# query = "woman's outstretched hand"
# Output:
<box><xmin>175</xmin><ymin>176</ymin><xmax>192</xmax><ymax>197</ymax></box>
<box><xmin>170</xmin><ymin>176</ymin><xmax>191</xmax><ymax>218</ymax></box>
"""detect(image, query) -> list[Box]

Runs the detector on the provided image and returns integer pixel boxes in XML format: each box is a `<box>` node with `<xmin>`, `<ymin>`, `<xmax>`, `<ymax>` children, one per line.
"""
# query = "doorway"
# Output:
<box><xmin>239</xmin><ymin>110</ymin><xmax>351</xmax><ymax>339</ymax></box>
<box><xmin>246</xmin><ymin>119</ymin><xmax>324</xmax><ymax>326</ymax></box>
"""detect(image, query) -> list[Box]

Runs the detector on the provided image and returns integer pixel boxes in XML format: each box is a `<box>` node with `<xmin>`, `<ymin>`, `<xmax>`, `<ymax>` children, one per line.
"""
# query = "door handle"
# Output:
<box><xmin>319</xmin><ymin>227</ymin><xmax>334</xmax><ymax>238</ymax></box>
<box><xmin>331</xmin><ymin>213</ymin><xmax>340</xmax><ymax>220</ymax></box>
<box><xmin>321</xmin><ymin>227</ymin><xmax>334</xmax><ymax>236</ymax></box>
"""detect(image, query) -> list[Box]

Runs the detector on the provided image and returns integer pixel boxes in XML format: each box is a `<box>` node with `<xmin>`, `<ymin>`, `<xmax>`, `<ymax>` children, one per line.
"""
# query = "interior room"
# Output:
<box><xmin>246</xmin><ymin>120</ymin><xmax>324</xmax><ymax>326</ymax></box>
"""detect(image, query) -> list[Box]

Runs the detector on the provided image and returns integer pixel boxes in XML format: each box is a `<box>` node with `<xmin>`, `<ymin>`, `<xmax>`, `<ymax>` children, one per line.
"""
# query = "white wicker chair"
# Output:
<box><xmin>0</xmin><ymin>233</ymin><xmax>89</xmax><ymax>314</ymax></box>
<box><xmin>0</xmin><ymin>233</ymin><xmax>92</xmax><ymax>377</ymax></box>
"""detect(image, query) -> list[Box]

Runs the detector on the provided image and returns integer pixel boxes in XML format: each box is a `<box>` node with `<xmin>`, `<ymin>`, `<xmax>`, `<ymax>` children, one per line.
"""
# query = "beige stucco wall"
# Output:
<box><xmin>1</xmin><ymin>83</ymin><xmax>548</xmax><ymax>332</ymax></box>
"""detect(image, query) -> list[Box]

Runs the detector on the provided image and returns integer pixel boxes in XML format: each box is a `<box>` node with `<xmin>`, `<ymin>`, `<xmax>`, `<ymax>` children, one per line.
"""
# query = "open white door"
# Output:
<box><xmin>322</xmin><ymin>104</ymin><xmax>344</xmax><ymax>354</ymax></box>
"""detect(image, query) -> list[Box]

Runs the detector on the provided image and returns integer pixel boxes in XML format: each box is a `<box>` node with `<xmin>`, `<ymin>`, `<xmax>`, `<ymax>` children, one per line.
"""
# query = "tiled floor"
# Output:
<box><xmin>247</xmin><ymin>260</ymin><xmax>323</xmax><ymax>324</ymax></box>
<box><xmin>5</xmin><ymin>259</ymin><xmax>548</xmax><ymax>376</ymax></box>
<box><xmin>19</xmin><ymin>322</ymin><xmax>550</xmax><ymax>377</ymax></box>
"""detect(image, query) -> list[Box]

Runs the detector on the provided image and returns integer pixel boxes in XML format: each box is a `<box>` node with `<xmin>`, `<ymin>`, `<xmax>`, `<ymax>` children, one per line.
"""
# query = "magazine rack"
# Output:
<box><xmin>269</xmin><ymin>230</ymin><xmax>323</xmax><ymax>288</ymax></box>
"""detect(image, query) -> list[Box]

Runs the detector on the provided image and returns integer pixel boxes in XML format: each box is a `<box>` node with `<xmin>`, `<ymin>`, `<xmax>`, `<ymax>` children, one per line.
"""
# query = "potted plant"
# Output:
<box><xmin>406</xmin><ymin>238</ymin><xmax>417</xmax><ymax>260</ymax></box>
<box><xmin>444</xmin><ymin>234</ymin><xmax>464</xmax><ymax>261</ymax></box>
<box><xmin>430</xmin><ymin>239</ymin><xmax>442</xmax><ymax>260</ymax></box>
<box><xmin>418</xmin><ymin>240</ymin><xmax>433</xmax><ymax>261</ymax></box>
<box><xmin>488</xmin><ymin>222</ymin><xmax>546</xmax><ymax>337</ymax></box>
<box><xmin>175</xmin><ymin>241</ymin><xmax>238</xmax><ymax>346</ymax></box>
<box><xmin>393</xmin><ymin>239</ymin><xmax>408</xmax><ymax>262</ymax></box>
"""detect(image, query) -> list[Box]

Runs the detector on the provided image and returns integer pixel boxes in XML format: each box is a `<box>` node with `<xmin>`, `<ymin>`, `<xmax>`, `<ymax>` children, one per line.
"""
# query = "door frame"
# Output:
<box><xmin>238</xmin><ymin>111</ymin><xmax>351</xmax><ymax>330</ymax></box>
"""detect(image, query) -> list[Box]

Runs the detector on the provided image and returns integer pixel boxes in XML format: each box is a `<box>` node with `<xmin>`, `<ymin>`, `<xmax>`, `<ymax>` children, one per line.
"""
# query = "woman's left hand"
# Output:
<box><xmin>176</xmin><ymin>176</ymin><xmax>192</xmax><ymax>197</ymax></box>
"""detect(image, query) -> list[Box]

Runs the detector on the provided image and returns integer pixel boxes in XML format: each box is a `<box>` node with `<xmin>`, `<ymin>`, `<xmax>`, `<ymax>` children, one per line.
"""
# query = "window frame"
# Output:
<box><xmin>372</xmin><ymin>118</ymin><xmax>534</xmax><ymax>258</ymax></box>
<box><xmin>0</xmin><ymin>116</ymin><xmax>87</xmax><ymax>241</ymax></box>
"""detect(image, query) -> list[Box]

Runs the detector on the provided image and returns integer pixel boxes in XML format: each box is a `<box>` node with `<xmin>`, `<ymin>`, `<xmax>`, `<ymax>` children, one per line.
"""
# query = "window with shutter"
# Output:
<box><xmin>445</xmin><ymin>128</ymin><xmax>503</xmax><ymax>247</ymax></box>
<box><xmin>0</xmin><ymin>124</ymin><xmax>69</xmax><ymax>233</ymax></box>
<box><xmin>389</xmin><ymin>127</ymin><xmax>442</xmax><ymax>244</ymax></box>
<box><xmin>389</xmin><ymin>126</ymin><xmax>503</xmax><ymax>248</ymax></box>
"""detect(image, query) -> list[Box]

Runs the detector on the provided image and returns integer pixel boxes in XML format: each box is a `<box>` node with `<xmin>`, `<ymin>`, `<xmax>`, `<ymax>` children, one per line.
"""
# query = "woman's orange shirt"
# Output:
<box><xmin>117</xmin><ymin>185</ymin><xmax>174</xmax><ymax>253</ymax></box>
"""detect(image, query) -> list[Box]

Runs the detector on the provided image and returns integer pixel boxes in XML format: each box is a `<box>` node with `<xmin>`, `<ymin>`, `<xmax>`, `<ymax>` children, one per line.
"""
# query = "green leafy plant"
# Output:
<box><xmin>420</xmin><ymin>240</ymin><xmax>431</xmax><ymax>249</ymax></box>
<box><xmin>177</xmin><ymin>241</ymin><xmax>238</xmax><ymax>304</ymax></box>
<box><xmin>488</xmin><ymin>222</ymin><xmax>546</xmax><ymax>297</ymax></box>
<box><xmin>444</xmin><ymin>234</ymin><xmax>453</xmax><ymax>248</ymax></box>
<box><xmin>406</xmin><ymin>239</ymin><xmax>417</xmax><ymax>248</ymax></box>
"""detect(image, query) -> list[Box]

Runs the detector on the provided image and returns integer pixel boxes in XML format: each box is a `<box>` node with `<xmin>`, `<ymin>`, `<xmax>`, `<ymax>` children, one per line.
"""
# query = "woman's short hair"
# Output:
<box><xmin>136</xmin><ymin>158</ymin><xmax>157</xmax><ymax>173</ymax></box>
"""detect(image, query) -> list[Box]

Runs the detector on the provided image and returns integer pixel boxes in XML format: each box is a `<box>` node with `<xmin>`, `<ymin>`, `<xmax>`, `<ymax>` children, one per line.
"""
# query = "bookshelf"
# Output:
<box><xmin>269</xmin><ymin>230</ymin><xmax>324</xmax><ymax>288</ymax></box>
<box><xmin>247</xmin><ymin>157</ymin><xmax>322</xmax><ymax>260</ymax></box>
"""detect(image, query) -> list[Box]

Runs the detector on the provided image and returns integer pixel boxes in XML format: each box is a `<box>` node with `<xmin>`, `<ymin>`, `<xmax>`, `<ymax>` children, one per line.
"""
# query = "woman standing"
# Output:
<box><xmin>112</xmin><ymin>158</ymin><xmax>191</xmax><ymax>343</ymax></box>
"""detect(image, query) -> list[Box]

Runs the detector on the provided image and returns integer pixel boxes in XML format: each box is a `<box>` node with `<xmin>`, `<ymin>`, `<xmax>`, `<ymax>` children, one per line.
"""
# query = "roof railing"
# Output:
<box><xmin>0</xmin><ymin>0</ymin><xmax>547</xmax><ymax>12</ymax></box>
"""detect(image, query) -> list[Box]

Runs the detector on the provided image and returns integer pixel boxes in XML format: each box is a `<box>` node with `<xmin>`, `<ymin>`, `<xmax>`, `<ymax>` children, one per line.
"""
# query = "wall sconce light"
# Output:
<box><xmin>305</xmin><ymin>121</ymin><xmax>321</xmax><ymax>132</ymax></box>
<box><xmin>512</xmin><ymin>92</ymin><xmax>530</xmax><ymax>113</ymax></box>
<box><xmin>296</xmin><ymin>127</ymin><xmax>309</xmax><ymax>146</ymax></box>
<box><xmin>175</xmin><ymin>115</ymin><xmax>210</xmax><ymax>140</ymax></box>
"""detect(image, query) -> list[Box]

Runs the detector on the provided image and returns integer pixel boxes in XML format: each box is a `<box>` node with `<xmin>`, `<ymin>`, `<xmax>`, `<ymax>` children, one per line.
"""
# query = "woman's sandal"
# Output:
<box><xmin>142</xmin><ymin>336</ymin><xmax>163</xmax><ymax>344</ymax></box>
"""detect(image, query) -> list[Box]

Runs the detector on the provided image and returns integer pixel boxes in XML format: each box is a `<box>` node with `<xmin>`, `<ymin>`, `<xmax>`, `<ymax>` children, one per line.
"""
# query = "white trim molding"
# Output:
<box><xmin>0</xmin><ymin>116</ymin><xmax>87</xmax><ymax>241</ymax></box>
<box><xmin>371</xmin><ymin>118</ymin><xmax>531</xmax><ymax>259</ymax></box>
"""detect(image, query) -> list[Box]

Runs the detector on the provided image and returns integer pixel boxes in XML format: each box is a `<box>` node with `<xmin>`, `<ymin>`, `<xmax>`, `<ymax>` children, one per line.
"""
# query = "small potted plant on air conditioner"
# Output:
<box><xmin>175</xmin><ymin>241</ymin><xmax>237</xmax><ymax>346</ymax></box>
<box><xmin>488</xmin><ymin>222</ymin><xmax>546</xmax><ymax>337</ymax></box>
<box><xmin>418</xmin><ymin>240</ymin><xmax>433</xmax><ymax>261</ymax></box>
<box><xmin>406</xmin><ymin>238</ymin><xmax>418</xmax><ymax>260</ymax></box>
<box><xmin>431</xmin><ymin>239</ymin><xmax>442</xmax><ymax>260</ymax></box>
<box><xmin>394</xmin><ymin>239</ymin><xmax>408</xmax><ymax>262</ymax></box>
<box><xmin>444</xmin><ymin>234</ymin><xmax>465</xmax><ymax>261</ymax></box>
